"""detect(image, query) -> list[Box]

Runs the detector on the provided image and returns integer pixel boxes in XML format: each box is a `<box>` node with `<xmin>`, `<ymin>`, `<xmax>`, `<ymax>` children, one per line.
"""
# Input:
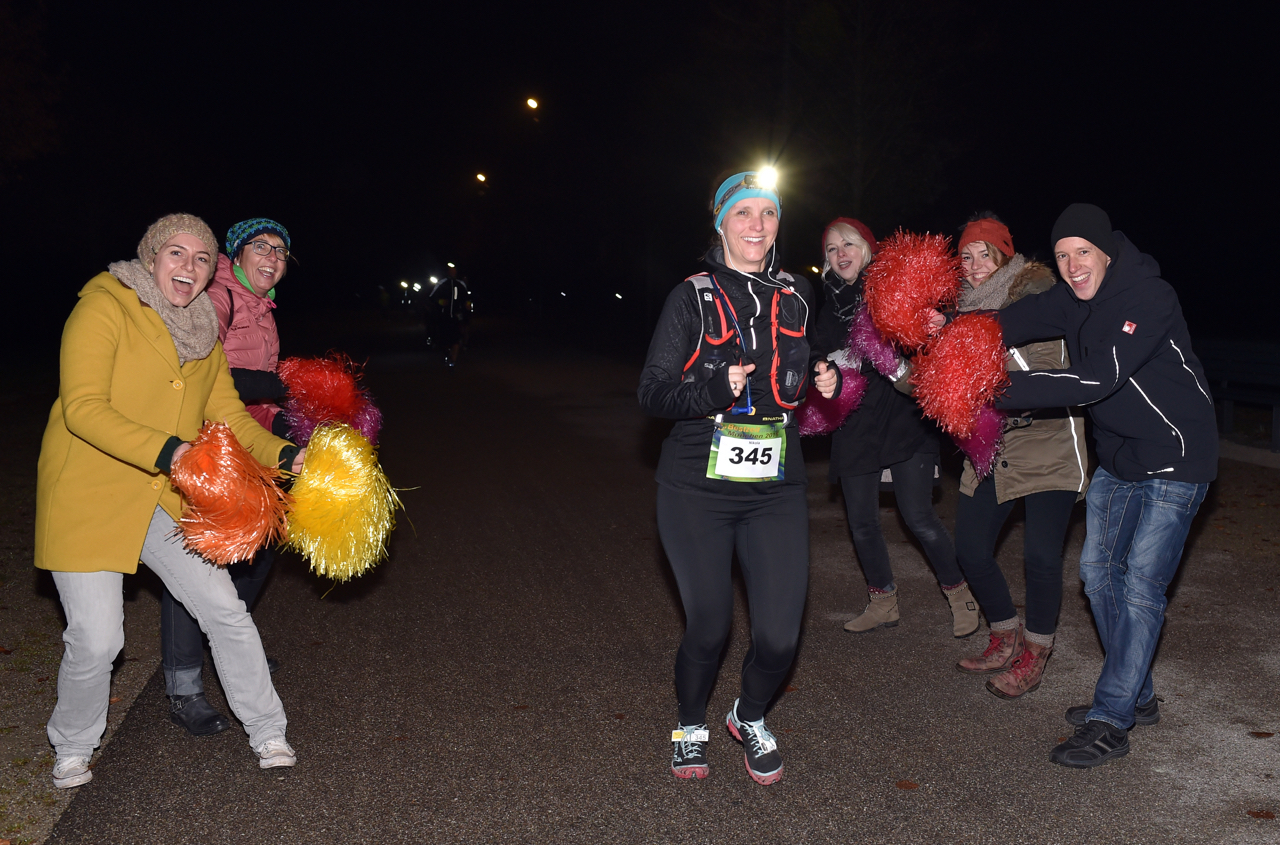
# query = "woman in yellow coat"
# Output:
<box><xmin>36</xmin><ymin>213</ymin><xmax>304</xmax><ymax>788</ymax></box>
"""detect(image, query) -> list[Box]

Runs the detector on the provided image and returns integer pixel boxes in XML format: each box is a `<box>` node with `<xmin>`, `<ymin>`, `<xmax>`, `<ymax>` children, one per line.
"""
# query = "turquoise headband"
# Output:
<box><xmin>713</xmin><ymin>171</ymin><xmax>781</xmax><ymax>231</ymax></box>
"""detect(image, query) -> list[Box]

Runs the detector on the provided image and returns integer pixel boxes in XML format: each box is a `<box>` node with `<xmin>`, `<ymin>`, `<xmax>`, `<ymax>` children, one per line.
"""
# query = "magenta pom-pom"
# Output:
<box><xmin>351</xmin><ymin>401</ymin><xmax>383</xmax><ymax>445</ymax></box>
<box><xmin>863</xmin><ymin>230</ymin><xmax>962</xmax><ymax>351</ymax></box>
<box><xmin>798</xmin><ymin>366</ymin><xmax>866</xmax><ymax>436</ymax></box>
<box><xmin>849</xmin><ymin>305</ymin><xmax>900</xmax><ymax>379</ymax></box>
<box><xmin>953</xmin><ymin>404</ymin><xmax>1005</xmax><ymax>479</ymax></box>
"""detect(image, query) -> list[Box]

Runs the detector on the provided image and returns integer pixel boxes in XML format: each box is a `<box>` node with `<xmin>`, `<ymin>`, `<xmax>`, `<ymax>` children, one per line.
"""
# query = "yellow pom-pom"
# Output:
<box><xmin>286</xmin><ymin>423</ymin><xmax>401</xmax><ymax>581</ymax></box>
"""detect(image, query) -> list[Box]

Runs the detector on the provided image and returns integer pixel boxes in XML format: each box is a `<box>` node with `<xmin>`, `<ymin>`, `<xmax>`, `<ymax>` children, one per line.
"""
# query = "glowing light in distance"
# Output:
<box><xmin>560</xmin><ymin>292</ymin><xmax>566</xmax><ymax>296</ymax></box>
<box><xmin>527</xmin><ymin>98</ymin><xmax>538</xmax><ymax>109</ymax></box>
<box><xmin>476</xmin><ymin>173</ymin><xmax>486</xmax><ymax>182</ymax></box>
<box><xmin>447</xmin><ymin>263</ymin><xmax>455</xmax><ymax>268</ymax></box>
<box><xmin>412</xmin><ymin>283</ymin><xmax>422</xmax><ymax>291</ymax></box>
<box><xmin>810</xmin><ymin>266</ymin><xmax>821</xmax><ymax>274</ymax></box>
<box><xmin>400</xmin><ymin>281</ymin><xmax>409</xmax><ymax>289</ymax></box>
<box><xmin>756</xmin><ymin>166</ymin><xmax>778</xmax><ymax>190</ymax></box>
<box><xmin>430</xmin><ymin>276</ymin><xmax>438</xmax><ymax>283</ymax></box>
<box><xmin>615</xmin><ymin>293</ymin><xmax>622</xmax><ymax>299</ymax></box>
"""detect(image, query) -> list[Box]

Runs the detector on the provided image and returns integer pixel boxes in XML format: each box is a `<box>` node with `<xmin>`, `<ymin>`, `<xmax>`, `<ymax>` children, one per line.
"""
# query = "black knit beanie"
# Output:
<box><xmin>1051</xmin><ymin>203</ymin><xmax>1118</xmax><ymax>260</ymax></box>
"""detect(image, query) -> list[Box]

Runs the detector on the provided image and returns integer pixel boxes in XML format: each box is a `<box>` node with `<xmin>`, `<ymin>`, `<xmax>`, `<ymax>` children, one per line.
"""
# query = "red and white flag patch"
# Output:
<box><xmin>1122</xmin><ymin>321</ymin><xmax>1136</xmax><ymax>334</ymax></box>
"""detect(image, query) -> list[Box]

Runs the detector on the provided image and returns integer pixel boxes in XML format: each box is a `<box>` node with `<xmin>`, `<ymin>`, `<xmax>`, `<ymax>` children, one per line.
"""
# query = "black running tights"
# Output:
<box><xmin>657</xmin><ymin>485</ymin><xmax>809</xmax><ymax>726</ymax></box>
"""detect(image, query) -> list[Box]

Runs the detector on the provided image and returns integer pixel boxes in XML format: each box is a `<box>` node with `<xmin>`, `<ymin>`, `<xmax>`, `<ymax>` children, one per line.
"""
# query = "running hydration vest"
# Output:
<box><xmin>681</xmin><ymin>273</ymin><xmax>811</xmax><ymax>410</ymax></box>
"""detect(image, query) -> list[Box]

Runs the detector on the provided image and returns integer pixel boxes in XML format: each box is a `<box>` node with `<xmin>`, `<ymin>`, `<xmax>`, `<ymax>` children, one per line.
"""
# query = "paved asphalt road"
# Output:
<box><xmin>47</xmin><ymin>335</ymin><xmax>1277</xmax><ymax>844</ymax></box>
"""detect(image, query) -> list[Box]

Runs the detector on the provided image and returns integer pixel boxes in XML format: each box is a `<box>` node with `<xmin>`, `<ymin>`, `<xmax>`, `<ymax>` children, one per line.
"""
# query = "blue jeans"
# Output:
<box><xmin>1081</xmin><ymin>468</ymin><xmax>1208</xmax><ymax>729</ymax></box>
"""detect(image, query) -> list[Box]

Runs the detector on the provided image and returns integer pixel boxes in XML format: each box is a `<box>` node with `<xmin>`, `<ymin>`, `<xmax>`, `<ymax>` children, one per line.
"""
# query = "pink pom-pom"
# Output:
<box><xmin>953</xmin><ymin>404</ymin><xmax>1005</xmax><ymax>479</ymax></box>
<box><xmin>910</xmin><ymin>312</ymin><xmax>1009</xmax><ymax>438</ymax></box>
<box><xmin>351</xmin><ymin>401</ymin><xmax>383</xmax><ymax>445</ymax></box>
<box><xmin>863</xmin><ymin>231</ymin><xmax>962</xmax><ymax>351</ymax></box>
<box><xmin>849</xmin><ymin>305</ymin><xmax>901</xmax><ymax>379</ymax></box>
<box><xmin>798</xmin><ymin>367</ymin><xmax>866</xmax><ymax>436</ymax></box>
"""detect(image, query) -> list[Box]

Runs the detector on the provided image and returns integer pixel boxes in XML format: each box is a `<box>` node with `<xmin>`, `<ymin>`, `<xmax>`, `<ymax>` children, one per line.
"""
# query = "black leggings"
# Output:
<box><xmin>657</xmin><ymin>485</ymin><xmax>809</xmax><ymax>725</ymax></box>
<box><xmin>954</xmin><ymin>476</ymin><xmax>1076</xmax><ymax>636</ymax></box>
<box><xmin>839</xmin><ymin>452</ymin><xmax>960</xmax><ymax>591</ymax></box>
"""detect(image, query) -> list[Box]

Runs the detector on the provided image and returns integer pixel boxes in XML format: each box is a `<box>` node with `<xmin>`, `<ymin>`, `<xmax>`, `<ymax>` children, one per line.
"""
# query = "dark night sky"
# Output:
<box><xmin>2</xmin><ymin>1</ymin><xmax>1265</xmax><ymax>358</ymax></box>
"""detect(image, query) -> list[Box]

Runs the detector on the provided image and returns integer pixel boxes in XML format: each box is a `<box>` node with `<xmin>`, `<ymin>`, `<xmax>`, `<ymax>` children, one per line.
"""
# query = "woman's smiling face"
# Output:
<box><xmin>150</xmin><ymin>233</ymin><xmax>215</xmax><ymax>307</ymax></box>
<box><xmin>721</xmin><ymin>197</ymin><xmax>779</xmax><ymax>273</ymax></box>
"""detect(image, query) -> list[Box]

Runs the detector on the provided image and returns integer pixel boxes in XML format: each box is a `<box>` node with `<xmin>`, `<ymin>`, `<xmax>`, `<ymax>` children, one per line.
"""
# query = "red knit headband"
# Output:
<box><xmin>959</xmin><ymin>219</ymin><xmax>1014</xmax><ymax>257</ymax></box>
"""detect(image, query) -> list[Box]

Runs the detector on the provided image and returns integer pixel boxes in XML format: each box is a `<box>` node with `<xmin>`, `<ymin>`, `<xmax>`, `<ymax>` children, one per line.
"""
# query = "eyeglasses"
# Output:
<box><xmin>249</xmin><ymin>241</ymin><xmax>291</xmax><ymax>261</ymax></box>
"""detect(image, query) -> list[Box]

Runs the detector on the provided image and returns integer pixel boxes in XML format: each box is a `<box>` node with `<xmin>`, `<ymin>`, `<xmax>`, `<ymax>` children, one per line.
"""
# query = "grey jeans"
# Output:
<box><xmin>47</xmin><ymin>507</ymin><xmax>287</xmax><ymax>757</ymax></box>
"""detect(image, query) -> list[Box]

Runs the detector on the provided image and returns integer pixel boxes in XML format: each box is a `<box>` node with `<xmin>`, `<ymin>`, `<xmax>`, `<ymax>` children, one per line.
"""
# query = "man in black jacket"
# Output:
<box><xmin>993</xmin><ymin>203</ymin><xmax>1217</xmax><ymax>768</ymax></box>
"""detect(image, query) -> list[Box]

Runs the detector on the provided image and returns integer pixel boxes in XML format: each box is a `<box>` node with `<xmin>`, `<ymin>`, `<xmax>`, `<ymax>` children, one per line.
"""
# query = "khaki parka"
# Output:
<box><xmin>35</xmin><ymin>272</ymin><xmax>293</xmax><ymax>574</ymax></box>
<box><xmin>958</xmin><ymin>262</ymin><xmax>1089</xmax><ymax>502</ymax></box>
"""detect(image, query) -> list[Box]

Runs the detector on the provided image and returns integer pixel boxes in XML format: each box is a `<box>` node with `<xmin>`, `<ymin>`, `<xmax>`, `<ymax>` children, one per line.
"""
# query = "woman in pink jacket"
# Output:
<box><xmin>161</xmin><ymin>218</ymin><xmax>295</xmax><ymax>736</ymax></box>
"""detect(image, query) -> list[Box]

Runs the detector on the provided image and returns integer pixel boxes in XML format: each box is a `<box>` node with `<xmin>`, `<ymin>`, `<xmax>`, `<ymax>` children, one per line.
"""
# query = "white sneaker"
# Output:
<box><xmin>255</xmin><ymin>737</ymin><xmax>297</xmax><ymax>769</ymax></box>
<box><xmin>52</xmin><ymin>755</ymin><xmax>93</xmax><ymax>789</ymax></box>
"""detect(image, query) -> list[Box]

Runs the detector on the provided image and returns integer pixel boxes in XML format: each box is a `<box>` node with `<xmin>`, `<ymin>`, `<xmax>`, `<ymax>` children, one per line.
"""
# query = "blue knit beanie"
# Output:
<box><xmin>713</xmin><ymin>172</ymin><xmax>781</xmax><ymax>231</ymax></box>
<box><xmin>226</xmin><ymin>218</ymin><xmax>291</xmax><ymax>258</ymax></box>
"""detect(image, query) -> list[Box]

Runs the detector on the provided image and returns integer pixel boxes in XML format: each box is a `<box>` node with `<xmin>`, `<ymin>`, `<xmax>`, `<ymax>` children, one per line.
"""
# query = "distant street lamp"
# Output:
<box><xmin>476</xmin><ymin>173</ymin><xmax>486</xmax><ymax>182</ymax></box>
<box><xmin>527</xmin><ymin>98</ymin><xmax>538</xmax><ymax>109</ymax></box>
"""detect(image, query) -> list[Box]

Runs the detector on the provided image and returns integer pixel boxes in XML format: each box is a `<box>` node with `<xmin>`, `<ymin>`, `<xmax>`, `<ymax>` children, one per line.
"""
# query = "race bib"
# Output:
<box><xmin>707</xmin><ymin>420</ymin><xmax>786</xmax><ymax>482</ymax></box>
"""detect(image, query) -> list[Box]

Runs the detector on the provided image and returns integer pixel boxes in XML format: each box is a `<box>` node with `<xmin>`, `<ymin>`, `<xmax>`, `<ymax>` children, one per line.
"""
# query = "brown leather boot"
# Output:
<box><xmin>986</xmin><ymin>639</ymin><xmax>1052</xmax><ymax>699</ymax></box>
<box><xmin>843</xmin><ymin>588</ymin><xmax>899</xmax><ymax>633</ymax></box>
<box><xmin>956</xmin><ymin>624</ymin><xmax>1023</xmax><ymax>674</ymax></box>
<box><xmin>942</xmin><ymin>582</ymin><xmax>981</xmax><ymax>638</ymax></box>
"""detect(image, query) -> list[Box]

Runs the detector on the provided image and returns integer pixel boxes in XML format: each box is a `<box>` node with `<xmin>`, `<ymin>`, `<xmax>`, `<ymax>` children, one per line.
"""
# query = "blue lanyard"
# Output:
<box><xmin>709</xmin><ymin>275</ymin><xmax>754</xmax><ymax>416</ymax></box>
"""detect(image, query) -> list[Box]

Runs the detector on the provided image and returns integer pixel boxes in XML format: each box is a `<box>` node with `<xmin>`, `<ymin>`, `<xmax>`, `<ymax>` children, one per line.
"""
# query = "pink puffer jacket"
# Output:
<box><xmin>206</xmin><ymin>254</ymin><xmax>281</xmax><ymax>431</ymax></box>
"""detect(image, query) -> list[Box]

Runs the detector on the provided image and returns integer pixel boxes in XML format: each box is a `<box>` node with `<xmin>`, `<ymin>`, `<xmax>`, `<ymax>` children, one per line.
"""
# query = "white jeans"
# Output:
<box><xmin>48</xmin><ymin>507</ymin><xmax>287</xmax><ymax>757</ymax></box>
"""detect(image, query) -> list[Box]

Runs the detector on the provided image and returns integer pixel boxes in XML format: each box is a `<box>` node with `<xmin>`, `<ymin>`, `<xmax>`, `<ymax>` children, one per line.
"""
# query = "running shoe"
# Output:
<box><xmin>670</xmin><ymin>724</ymin><xmax>710</xmax><ymax>779</ymax></box>
<box><xmin>725</xmin><ymin>699</ymin><xmax>783</xmax><ymax>785</ymax></box>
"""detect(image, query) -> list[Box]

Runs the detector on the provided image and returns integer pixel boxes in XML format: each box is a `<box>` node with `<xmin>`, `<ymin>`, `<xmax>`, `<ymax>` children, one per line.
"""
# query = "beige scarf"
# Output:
<box><xmin>958</xmin><ymin>253</ymin><xmax>1027</xmax><ymax>312</ymax></box>
<box><xmin>108</xmin><ymin>259</ymin><xmax>218</xmax><ymax>365</ymax></box>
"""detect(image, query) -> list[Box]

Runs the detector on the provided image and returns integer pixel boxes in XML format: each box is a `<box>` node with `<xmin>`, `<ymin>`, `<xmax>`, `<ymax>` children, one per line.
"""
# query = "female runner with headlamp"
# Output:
<box><xmin>638</xmin><ymin>169</ymin><xmax>840</xmax><ymax>785</ymax></box>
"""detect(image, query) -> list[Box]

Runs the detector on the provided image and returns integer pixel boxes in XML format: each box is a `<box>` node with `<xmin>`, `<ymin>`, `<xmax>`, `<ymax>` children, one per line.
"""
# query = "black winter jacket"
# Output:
<box><xmin>813</xmin><ymin>275</ymin><xmax>939</xmax><ymax>481</ymax></box>
<box><xmin>639</xmin><ymin>247</ymin><xmax>832</xmax><ymax>497</ymax></box>
<box><xmin>996</xmin><ymin>232</ymin><xmax>1217</xmax><ymax>483</ymax></box>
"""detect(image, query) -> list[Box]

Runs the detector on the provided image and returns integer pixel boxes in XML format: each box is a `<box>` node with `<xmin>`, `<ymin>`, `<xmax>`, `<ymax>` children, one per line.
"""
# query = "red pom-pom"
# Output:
<box><xmin>278</xmin><ymin>354</ymin><xmax>382</xmax><ymax>446</ymax></box>
<box><xmin>863</xmin><ymin>230</ymin><xmax>962</xmax><ymax>351</ymax></box>
<box><xmin>910</xmin><ymin>312</ymin><xmax>1009</xmax><ymax>438</ymax></box>
<box><xmin>953</xmin><ymin>403</ymin><xmax>1006</xmax><ymax>479</ymax></box>
<box><xmin>797</xmin><ymin>366</ymin><xmax>866</xmax><ymax>436</ymax></box>
<box><xmin>169</xmin><ymin>422</ymin><xmax>291</xmax><ymax>566</ymax></box>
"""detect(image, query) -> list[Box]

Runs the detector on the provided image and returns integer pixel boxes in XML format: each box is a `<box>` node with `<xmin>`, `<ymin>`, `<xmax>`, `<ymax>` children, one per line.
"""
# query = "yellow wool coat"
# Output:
<box><xmin>35</xmin><ymin>272</ymin><xmax>293</xmax><ymax>574</ymax></box>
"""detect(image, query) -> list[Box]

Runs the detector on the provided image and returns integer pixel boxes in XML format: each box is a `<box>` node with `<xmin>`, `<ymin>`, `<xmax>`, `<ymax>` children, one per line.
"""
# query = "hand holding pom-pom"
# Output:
<box><xmin>170</xmin><ymin>422</ymin><xmax>291</xmax><ymax>566</ymax></box>
<box><xmin>911</xmin><ymin>312</ymin><xmax>1009</xmax><ymax>438</ymax></box>
<box><xmin>798</xmin><ymin>366</ymin><xmax>866</xmax><ymax>436</ymax></box>
<box><xmin>863</xmin><ymin>231</ymin><xmax>963</xmax><ymax>352</ymax></box>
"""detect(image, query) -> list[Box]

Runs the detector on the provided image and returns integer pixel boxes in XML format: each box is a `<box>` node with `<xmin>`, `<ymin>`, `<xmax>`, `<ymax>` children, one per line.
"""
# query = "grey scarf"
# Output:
<box><xmin>957</xmin><ymin>253</ymin><xmax>1027</xmax><ymax>312</ymax></box>
<box><xmin>108</xmin><ymin>259</ymin><xmax>218</xmax><ymax>365</ymax></box>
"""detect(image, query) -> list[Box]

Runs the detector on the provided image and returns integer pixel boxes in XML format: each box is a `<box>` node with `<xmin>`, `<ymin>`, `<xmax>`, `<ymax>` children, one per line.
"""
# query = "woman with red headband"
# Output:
<box><xmin>813</xmin><ymin>218</ymin><xmax>977</xmax><ymax>637</ymax></box>
<box><xmin>951</xmin><ymin>213</ymin><xmax>1087</xmax><ymax>698</ymax></box>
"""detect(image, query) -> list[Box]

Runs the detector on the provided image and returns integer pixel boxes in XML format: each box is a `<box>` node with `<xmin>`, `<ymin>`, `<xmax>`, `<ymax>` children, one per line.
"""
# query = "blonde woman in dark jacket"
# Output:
<box><xmin>951</xmin><ymin>215</ymin><xmax>1088</xmax><ymax>698</ymax></box>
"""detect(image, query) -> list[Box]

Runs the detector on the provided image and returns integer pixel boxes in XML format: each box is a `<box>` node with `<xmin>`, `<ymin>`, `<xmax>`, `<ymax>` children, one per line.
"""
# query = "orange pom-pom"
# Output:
<box><xmin>911</xmin><ymin>312</ymin><xmax>1010</xmax><ymax>438</ymax></box>
<box><xmin>864</xmin><ymin>230</ymin><xmax>963</xmax><ymax>351</ymax></box>
<box><xmin>169</xmin><ymin>422</ymin><xmax>291</xmax><ymax>566</ymax></box>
